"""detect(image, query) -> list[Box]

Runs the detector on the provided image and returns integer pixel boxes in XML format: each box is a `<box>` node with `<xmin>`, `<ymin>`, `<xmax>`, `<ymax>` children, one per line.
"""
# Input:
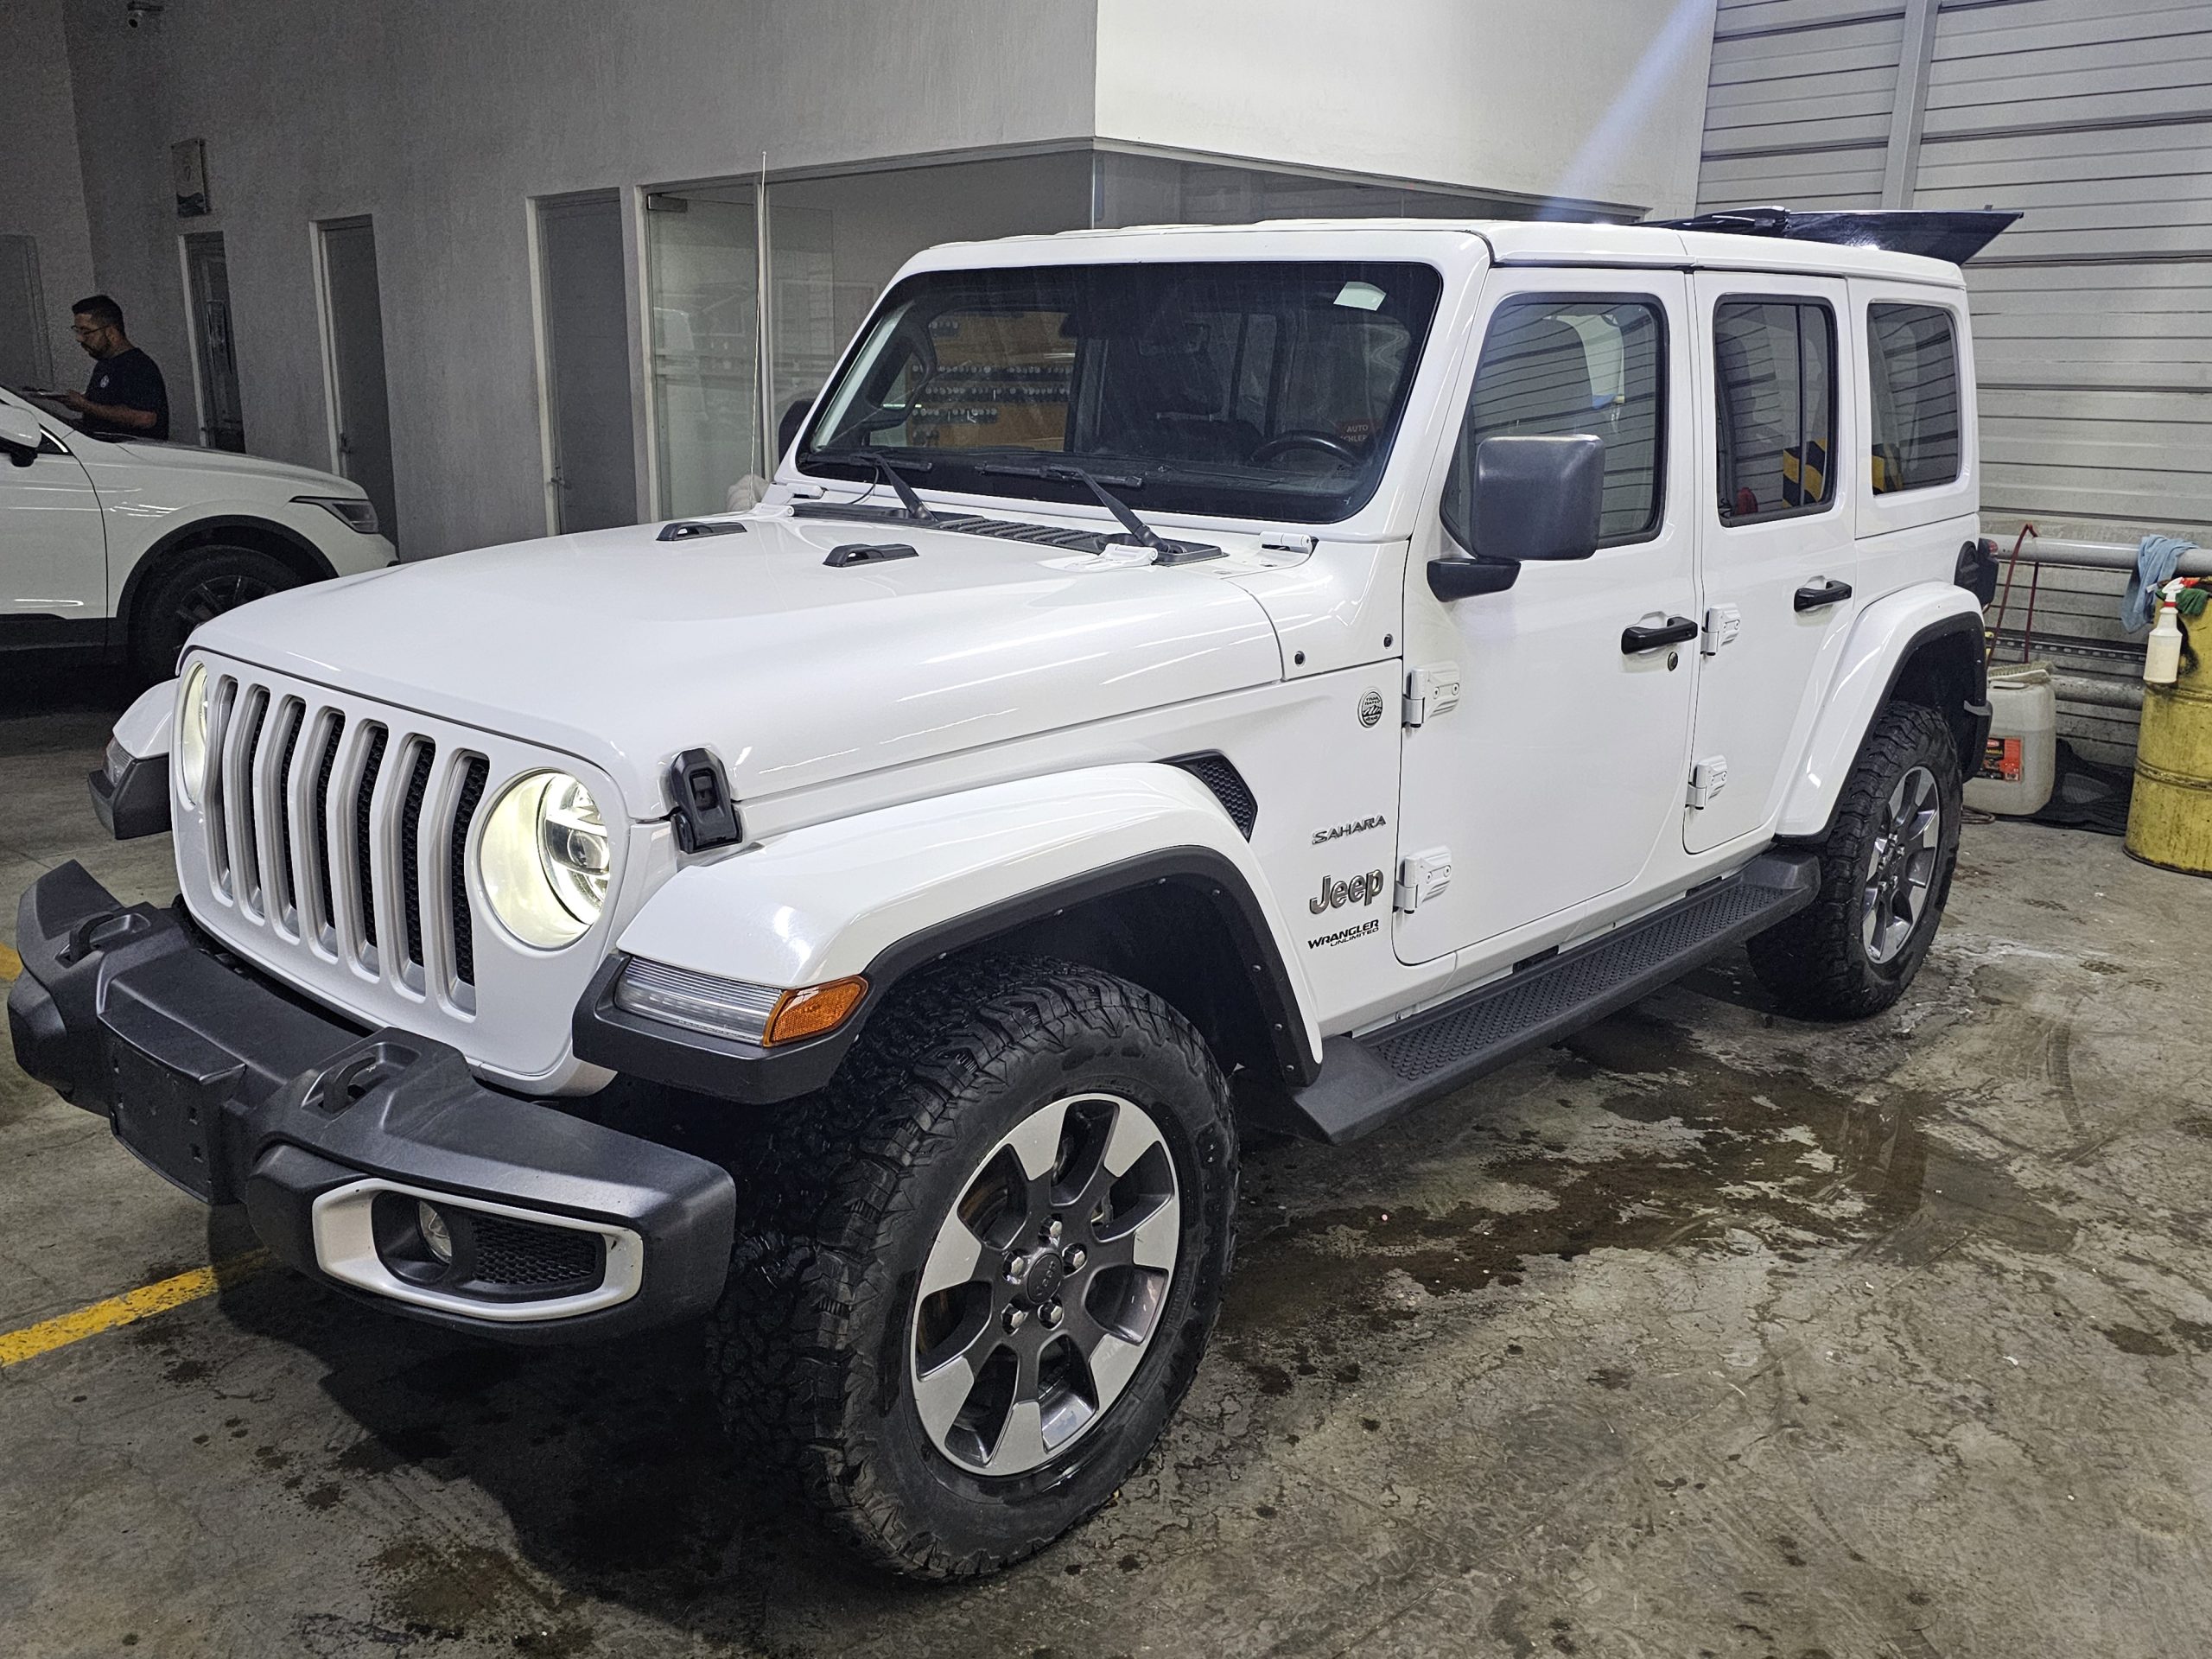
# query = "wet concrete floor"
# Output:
<box><xmin>5</xmin><ymin>678</ymin><xmax>2211</xmax><ymax>1656</ymax></box>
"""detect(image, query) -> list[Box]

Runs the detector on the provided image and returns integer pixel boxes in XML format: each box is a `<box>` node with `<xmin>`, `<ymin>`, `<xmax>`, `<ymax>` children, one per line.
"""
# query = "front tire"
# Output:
<box><xmin>707</xmin><ymin>957</ymin><xmax>1236</xmax><ymax>1580</ymax></box>
<box><xmin>1747</xmin><ymin>700</ymin><xmax>1962</xmax><ymax>1020</ymax></box>
<box><xmin>130</xmin><ymin>544</ymin><xmax>297</xmax><ymax>683</ymax></box>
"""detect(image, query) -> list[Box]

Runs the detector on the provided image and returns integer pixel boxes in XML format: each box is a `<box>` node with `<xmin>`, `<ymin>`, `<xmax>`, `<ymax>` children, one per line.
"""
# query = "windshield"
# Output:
<box><xmin>798</xmin><ymin>260</ymin><xmax>1444</xmax><ymax>524</ymax></box>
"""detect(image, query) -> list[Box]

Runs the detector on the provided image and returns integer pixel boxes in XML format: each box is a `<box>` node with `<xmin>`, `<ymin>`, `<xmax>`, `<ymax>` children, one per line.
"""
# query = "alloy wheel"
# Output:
<box><xmin>1861</xmin><ymin>763</ymin><xmax>1941</xmax><ymax>965</ymax></box>
<box><xmin>909</xmin><ymin>1091</ymin><xmax>1180</xmax><ymax>1478</ymax></box>
<box><xmin>175</xmin><ymin>571</ymin><xmax>276</xmax><ymax>632</ymax></box>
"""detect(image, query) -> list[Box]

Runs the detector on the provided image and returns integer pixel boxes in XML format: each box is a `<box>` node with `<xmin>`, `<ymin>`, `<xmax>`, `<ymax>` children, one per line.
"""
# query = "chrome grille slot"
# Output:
<box><xmin>353</xmin><ymin>724</ymin><xmax>389</xmax><ymax>956</ymax></box>
<box><xmin>203</xmin><ymin>676</ymin><xmax>238</xmax><ymax>896</ymax></box>
<box><xmin>398</xmin><ymin>738</ymin><xmax>436</xmax><ymax>977</ymax></box>
<box><xmin>226</xmin><ymin>685</ymin><xmax>270</xmax><ymax>916</ymax></box>
<box><xmin>257</xmin><ymin>696</ymin><xmax>304</xmax><ymax>932</ymax></box>
<box><xmin>309</xmin><ymin>712</ymin><xmax>346</xmax><ymax>945</ymax></box>
<box><xmin>449</xmin><ymin>756</ymin><xmax>490</xmax><ymax>993</ymax></box>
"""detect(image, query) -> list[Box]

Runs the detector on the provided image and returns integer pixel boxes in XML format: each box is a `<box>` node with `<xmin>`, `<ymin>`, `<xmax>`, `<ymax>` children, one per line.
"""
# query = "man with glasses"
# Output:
<box><xmin>58</xmin><ymin>294</ymin><xmax>169</xmax><ymax>442</ymax></box>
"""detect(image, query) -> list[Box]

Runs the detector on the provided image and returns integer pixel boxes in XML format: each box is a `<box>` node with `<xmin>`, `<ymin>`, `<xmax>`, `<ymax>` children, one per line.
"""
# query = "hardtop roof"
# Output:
<box><xmin>904</xmin><ymin>217</ymin><xmax>1968</xmax><ymax>288</ymax></box>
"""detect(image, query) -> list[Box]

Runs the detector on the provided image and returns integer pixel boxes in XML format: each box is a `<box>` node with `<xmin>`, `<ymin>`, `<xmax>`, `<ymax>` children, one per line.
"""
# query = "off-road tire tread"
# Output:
<box><xmin>1747</xmin><ymin>700</ymin><xmax>1960</xmax><ymax>1020</ymax></box>
<box><xmin>706</xmin><ymin>955</ymin><xmax>1234</xmax><ymax>1580</ymax></box>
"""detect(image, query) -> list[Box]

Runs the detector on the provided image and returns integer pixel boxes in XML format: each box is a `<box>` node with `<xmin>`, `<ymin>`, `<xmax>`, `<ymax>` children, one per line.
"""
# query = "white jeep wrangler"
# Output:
<box><xmin>10</xmin><ymin>209</ymin><xmax>2005</xmax><ymax>1579</ymax></box>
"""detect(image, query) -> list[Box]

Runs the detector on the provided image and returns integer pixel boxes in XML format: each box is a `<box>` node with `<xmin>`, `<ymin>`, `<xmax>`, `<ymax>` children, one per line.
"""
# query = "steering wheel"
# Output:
<box><xmin>1249</xmin><ymin>430</ymin><xmax>1363</xmax><ymax>467</ymax></box>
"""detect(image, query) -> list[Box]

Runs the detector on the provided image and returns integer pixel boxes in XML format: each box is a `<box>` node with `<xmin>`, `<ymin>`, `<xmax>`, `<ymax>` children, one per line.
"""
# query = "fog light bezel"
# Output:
<box><xmin>314</xmin><ymin>1179</ymin><xmax>642</xmax><ymax>1322</ymax></box>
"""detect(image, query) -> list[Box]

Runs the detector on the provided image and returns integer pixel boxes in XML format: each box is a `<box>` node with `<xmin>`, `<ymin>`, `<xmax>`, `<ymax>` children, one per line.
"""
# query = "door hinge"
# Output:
<box><xmin>1402</xmin><ymin>663</ymin><xmax>1462</xmax><ymax>728</ymax></box>
<box><xmin>1395</xmin><ymin>847</ymin><xmax>1452</xmax><ymax>912</ymax></box>
<box><xmin>1701</xmin><ymin>604</ymin><xmax>1741</xmax><ymax>655</ymax></box>
<box><xmin>1688</xmin><ymin>755</ymin><xmax>1729</xmax><ymax>810</ymax></box>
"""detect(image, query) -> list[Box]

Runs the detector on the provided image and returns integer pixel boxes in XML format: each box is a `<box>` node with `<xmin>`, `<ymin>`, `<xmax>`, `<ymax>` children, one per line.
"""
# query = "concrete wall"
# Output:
<box><xmin>1092</xmin><ymin>0</ymin><xmax>1719</xmax><ymax>218</ymax></box>
<box><xmin>57</xmin><ymin>0</ymin><xmax>1101</xmax><ymax>558</ymax></box>
<box><xmin>0</xmin><ymin>0</ymin><xmax>99</xmax><ymax>384</ymax></box>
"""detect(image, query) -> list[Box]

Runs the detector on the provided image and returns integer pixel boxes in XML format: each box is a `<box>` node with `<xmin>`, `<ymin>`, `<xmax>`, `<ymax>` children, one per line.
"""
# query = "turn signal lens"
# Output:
<box><xmin>765</xmin><ymin>976</ymin><xmax>868</xmax><ymax>1046</ymax></box>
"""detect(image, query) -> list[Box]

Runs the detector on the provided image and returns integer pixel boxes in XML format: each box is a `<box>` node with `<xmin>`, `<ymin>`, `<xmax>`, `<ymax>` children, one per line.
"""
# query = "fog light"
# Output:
<box><xmin>418</xmin><ymin>1200</ymin><xmax>454</xmax><ymax>1264</ymax></box>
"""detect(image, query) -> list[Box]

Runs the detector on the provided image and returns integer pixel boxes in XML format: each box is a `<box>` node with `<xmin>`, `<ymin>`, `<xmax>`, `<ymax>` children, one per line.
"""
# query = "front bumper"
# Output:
<box><xmin>7</xmin><ymin>862</ymin><xmax>734</xmax><ymax>1343</ymax></box>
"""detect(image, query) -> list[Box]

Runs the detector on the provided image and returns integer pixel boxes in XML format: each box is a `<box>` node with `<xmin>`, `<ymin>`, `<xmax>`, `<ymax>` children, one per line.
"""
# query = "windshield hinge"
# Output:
<box><xmin>667</xmin><ymin>747</ymin><xmax>742</xmax><ymax>853</ymax></box>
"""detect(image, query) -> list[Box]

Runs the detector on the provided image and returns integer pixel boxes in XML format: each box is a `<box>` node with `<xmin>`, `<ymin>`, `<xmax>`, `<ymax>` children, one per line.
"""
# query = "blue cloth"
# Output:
<box><xmin>2126</xmin><ymin>534</ymin><xmax>2198</xmax><ymax>632</ymax></box>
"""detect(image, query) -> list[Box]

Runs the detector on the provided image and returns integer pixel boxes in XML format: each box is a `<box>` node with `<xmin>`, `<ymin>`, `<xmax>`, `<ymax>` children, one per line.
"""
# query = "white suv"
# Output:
<box><xmin>0</xmin><ymin>386</ymin><xmax>395</xmax><ymax>685</ymax></box>
<box><xmin>11</xmin><ymin>211</ymin><xmax>2005</xmax><ymax>1579</ymax></box>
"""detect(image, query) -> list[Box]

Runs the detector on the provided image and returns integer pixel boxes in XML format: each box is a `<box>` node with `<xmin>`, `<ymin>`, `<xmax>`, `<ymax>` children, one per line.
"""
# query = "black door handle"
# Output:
<box><xmin>1794</xmin><ymin>577</ymin><xmax>1853</xmax><ymax>612</ymax></box>
<box><xmin>1621</xmin><ymin>615</ymin><xmax>1698</xmax><ymax>654</ymax></box>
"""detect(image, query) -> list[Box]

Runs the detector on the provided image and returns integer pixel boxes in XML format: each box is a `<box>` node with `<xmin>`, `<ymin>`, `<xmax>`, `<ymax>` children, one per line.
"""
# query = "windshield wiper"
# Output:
<box><xmin>851</xmin><ymin>451</ymin><xmax>934</xmax><ymax>522</ymax></box>
<box><xmin>977</xmin><ymin>458</ymin><xmax>1224</xmax><ymax>565</ymax></box>
<box><xmin>979</xmin><ymin>460</ymin><xmax>1160</xmax><ymax>547</ymax></box>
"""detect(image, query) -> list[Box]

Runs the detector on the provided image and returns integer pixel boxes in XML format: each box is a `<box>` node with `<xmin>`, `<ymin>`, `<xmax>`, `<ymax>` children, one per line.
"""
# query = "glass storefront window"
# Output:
<box><xmin>764</xmin><ymin>153</ymin><xmax>1094</xmax><ymax>461</ymax></box>
<box><xmin>1094</xmin><ymin>153</ymin><xmax>1526</xmax><ymax>228</ymax></box>
<box><xmin>644</xmin><ymin>184</ymin><xmax>760</xmax><ymax>518</ymax></box>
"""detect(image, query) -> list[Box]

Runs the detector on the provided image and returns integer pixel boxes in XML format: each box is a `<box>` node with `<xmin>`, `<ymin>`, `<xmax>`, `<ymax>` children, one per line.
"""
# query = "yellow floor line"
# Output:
<box><xmin>0</xmin><ymin>941</ymin><xmax>20</xmax><ymax>981</ymax></box>
<box><xmin>0</xmin><ymin>1249</ymin><xmax>270</xmax><ymax>1367</ymax></box>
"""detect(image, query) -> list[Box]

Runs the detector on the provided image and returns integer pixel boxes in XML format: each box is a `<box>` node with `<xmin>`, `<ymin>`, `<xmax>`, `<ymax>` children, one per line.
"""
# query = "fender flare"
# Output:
<box><xmin>574</xmin><ymin>765</ymin><xmax>1324</xmax><ymax>1103</ymax></box>
<box><xmin>1777</xmin><ymin>584</ymin><xmax>1988</xmax><ymax>840</ymax></box>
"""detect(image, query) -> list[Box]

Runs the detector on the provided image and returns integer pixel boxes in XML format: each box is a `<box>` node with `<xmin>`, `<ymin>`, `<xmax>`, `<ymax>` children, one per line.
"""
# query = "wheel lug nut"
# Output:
<box><xmin>1044</xmin><ymin>1218</ymin><xmax>1064</xmax><ymax>1246</ymax></box>
<box><xmin>1064</xmin><ymin>1247</ymin><xmax>1086</xmax><ymax>1273</ymax></box>
<box><xmin>1040</xmin><ymin>1301</ymin><xmax>1063</xmax><ymax>1328</ymax></box>
<box><xmin>1005</xmin><ymin>1253</ymin><xmax>1029</xmax><ymax>1283</ymax></box>
<box><xmin>1004</xmin><ymin>1306</ymin><xmax>1027</xmax><ymax>1332</ymax></box>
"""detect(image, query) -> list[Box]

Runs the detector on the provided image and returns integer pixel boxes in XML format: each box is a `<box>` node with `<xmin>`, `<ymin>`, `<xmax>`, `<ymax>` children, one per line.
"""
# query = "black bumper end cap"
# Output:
<box><xmin>87</xmin><ymin>752</ymin><xmax>172</xmax><ymax>841</ymax></box>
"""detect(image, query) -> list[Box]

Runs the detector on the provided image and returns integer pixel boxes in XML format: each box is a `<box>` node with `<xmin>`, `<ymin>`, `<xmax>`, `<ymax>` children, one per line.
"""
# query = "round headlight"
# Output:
<box><xmin>478</xmin><ymin>771</ymin><xmax>610</xmax><ymax>949</ymax></box>
<box><xmin>175</xmin><ymin>663</ymin><xmax>210</xmax><ymax>805</ymax></box>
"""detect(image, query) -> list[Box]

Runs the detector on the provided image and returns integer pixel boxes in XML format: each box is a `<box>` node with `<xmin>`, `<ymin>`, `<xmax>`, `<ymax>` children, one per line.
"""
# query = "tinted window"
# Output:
<box><xmin>1868</xmin><ymin>302</ymin><xmax>1961</xmax><ymax>493</ymax></box>
<box><xmin>801</xmin><ymin>261</ymin><xmax>1443</xmax><ymax>524</ymax></box>
<box><xmin>1443</xmin><ymin>296</ymin><xmax>1666</xmax><ymax>552</ymax></box>
<box><xmin>1713</xmin><ymin>299</ymin><xmax>1836</xmax><ymax>523</ymax></box>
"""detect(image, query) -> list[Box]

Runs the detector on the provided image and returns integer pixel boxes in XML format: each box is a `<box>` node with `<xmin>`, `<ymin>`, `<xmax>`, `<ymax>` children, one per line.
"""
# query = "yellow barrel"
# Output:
<box><xmin>2127</xmin><ymin>629</ymin><xmax>2212</xmax><ymax>875</ymax></box>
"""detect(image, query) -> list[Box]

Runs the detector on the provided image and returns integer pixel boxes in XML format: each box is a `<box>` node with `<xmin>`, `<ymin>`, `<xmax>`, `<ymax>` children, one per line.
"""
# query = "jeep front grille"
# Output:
<box><xmin>199</xmin><ymin>671</ymin><xmax>489</xmax><ymax>1008</ymax></box>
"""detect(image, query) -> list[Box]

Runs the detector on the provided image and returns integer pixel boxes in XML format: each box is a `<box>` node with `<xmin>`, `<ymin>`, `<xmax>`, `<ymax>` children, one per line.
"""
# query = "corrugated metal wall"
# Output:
<box><xmin>1696</xmin><ymin>0</ymin><xmax>2212</xmax><ymax>762</ymax></box>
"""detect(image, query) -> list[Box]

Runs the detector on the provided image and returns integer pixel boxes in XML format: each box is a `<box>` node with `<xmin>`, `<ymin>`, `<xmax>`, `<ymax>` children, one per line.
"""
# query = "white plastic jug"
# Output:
<box><xmin>1964</xmin><ymin>662</ymin><xmax>2056</xmax><ymax>816</ymax></box>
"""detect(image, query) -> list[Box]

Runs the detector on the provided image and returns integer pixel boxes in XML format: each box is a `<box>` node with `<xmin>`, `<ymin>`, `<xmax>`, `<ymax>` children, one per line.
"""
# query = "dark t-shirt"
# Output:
<box><xmin>83</xmin><ymin>346</ymin><xmax>169</xmax><ymax>442</ymax></box>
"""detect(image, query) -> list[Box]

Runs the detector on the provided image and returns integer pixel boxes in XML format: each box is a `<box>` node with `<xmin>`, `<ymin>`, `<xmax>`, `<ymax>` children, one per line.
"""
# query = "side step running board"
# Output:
<box><xmin>1287</xmin><ymin>849</ymin><xmax>1820</xmax><ymax>1143</ymax></box>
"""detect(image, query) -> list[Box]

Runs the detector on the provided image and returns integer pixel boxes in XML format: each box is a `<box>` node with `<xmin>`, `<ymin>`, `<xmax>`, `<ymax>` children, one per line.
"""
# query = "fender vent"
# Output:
<box><xmin>1170</xmin><ymin>753</ymin><xmax>1257</xmax><ymax>839</ymax></box>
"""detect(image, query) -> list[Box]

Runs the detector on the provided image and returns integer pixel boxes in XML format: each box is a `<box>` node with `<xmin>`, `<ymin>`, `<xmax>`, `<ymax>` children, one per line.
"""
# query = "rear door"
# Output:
<box><xmin>1394</xmin><ymin>268</ymin><xmax>1698</xmax><ymax>963</ymax></box>
<box><xmin>1686</xmin><ymin>274</ymin><xmax>1858</xmax><ymax>853</ymax></box>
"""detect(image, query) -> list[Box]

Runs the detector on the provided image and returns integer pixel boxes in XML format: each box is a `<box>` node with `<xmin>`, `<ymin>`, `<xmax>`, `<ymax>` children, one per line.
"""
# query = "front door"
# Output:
<box><xmin>0</xmin><ymin>410</ymin><xmax>105</xmax><ymax>632</ymax></box>
<box><xmin>1395</xmin><ymin>270</ymin><xmax>1698</xmax><ymax>964</ymax></box>
<box><xmin>1685</xmin><ymin>275</ymin><xmax>1857</xmax><ymax>853</ymax></box>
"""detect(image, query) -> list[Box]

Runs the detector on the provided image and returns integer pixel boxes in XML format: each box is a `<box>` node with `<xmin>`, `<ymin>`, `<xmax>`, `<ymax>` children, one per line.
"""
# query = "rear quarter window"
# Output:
<box><xmin>1867</xmin><ymin>302</ymin><xmax>1961</xmax><ymax>493</ymax></box>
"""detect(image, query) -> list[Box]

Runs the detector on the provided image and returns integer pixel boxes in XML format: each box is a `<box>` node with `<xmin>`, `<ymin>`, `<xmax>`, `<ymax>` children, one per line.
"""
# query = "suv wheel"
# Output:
<box><xmin>130</xmin><ymin>544</ymin><xmax>297</xmax><ymax>683</ymax></box>
<box><xmin>1747</xmin><ymin>700</ymin><xmax>1962</xmax><ymax>1020</ymax></box>
<box><xmin>707</xmin><ymin>958</ymin><xmax>1236</xmax><ymax>1580</ymax></box>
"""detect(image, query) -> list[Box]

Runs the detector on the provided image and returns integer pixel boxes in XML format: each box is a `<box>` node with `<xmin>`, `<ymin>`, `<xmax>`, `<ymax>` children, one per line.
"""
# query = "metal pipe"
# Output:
<box><xmin>2005</xmin><ymin>537</ymin><xmax>2212</xmax><ymax>576</ymax></box>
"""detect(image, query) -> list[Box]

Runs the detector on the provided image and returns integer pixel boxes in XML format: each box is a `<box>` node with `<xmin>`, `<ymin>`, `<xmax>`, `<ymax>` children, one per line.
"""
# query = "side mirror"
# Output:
<box><xmin>776</xmin><ymin>396</ymin><xmax>817</xmax><ymax>463</ymax></box>
<box><xmin>1427</xmin><ymin>433</ymin><xmax>1605</xmax><ymax>602</ymax></box>
<box><xmin>1471</xmin><ymin>434</ymin><xmax>1604</xmax><ymax>563</ymax></box>
<box><xmin>0</xmin><ymin>405</ymin><xmax>43</xmax><ymax>467</ymax></box>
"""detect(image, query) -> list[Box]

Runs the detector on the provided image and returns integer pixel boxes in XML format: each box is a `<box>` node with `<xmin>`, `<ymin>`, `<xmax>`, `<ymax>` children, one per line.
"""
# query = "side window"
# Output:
<box><xmin>1713</xmin><ymin>299</ymin><xmax>1836</xmax><ymax>524</ymax></box>
<box><xmin>1442</xmin><ymin>295</ymin><xmax>1666</xmax><ymax>553</ymax></box>
<box><xmin>1867</xmin><ymin>302</ymin><xmax>1961</xmax><ymax>493</ymax></box>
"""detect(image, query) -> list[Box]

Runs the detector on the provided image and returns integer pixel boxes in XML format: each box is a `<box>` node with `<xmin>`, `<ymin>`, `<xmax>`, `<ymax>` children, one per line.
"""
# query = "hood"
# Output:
<box><xmin>86</xmin><ymin>437</ymin><xmax>357</xmax><ymax>495</ymax></box>
<box><xmin>190</xmin><ymin>511</ymin><xmax>1284</xmax><ymax>813</ymax></box>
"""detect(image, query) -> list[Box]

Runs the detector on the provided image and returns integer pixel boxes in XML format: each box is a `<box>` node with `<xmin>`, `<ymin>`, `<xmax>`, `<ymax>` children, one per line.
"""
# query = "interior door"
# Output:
<box><xmin>184</xmin><ymin>232</ymin><xmax>245</xmax><ymax>452</ymax></box>
<box><xmin>318</xmin><ymin>218</ymin><xmax>398</xmax><ymax>544</ymax></box>
<box><xmin>1395</xmin><ymin>270</ymin><xmax>1698</xmax><ymax>964</ymax></box>
<box><xmin>1686</xmin><ymin>276</ymin><xmax>1857</xmax><ymax>853</ymax></box>
<box><xmin>0</xmin><ymin>410</ymin><xmax>105</xmax><ymax>621</ymax></box>
<box><xmin>537</xmin><ymin>193</ymin><xmax>640</xmax><ymax>532</ymax></box>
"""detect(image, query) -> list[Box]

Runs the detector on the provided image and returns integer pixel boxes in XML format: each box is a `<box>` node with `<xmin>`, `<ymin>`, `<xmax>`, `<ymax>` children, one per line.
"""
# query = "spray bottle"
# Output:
<box><xmin>2145</xmin><ymin>580</ymin><xmax>2184</xmax><ymax>686</ymax></box>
